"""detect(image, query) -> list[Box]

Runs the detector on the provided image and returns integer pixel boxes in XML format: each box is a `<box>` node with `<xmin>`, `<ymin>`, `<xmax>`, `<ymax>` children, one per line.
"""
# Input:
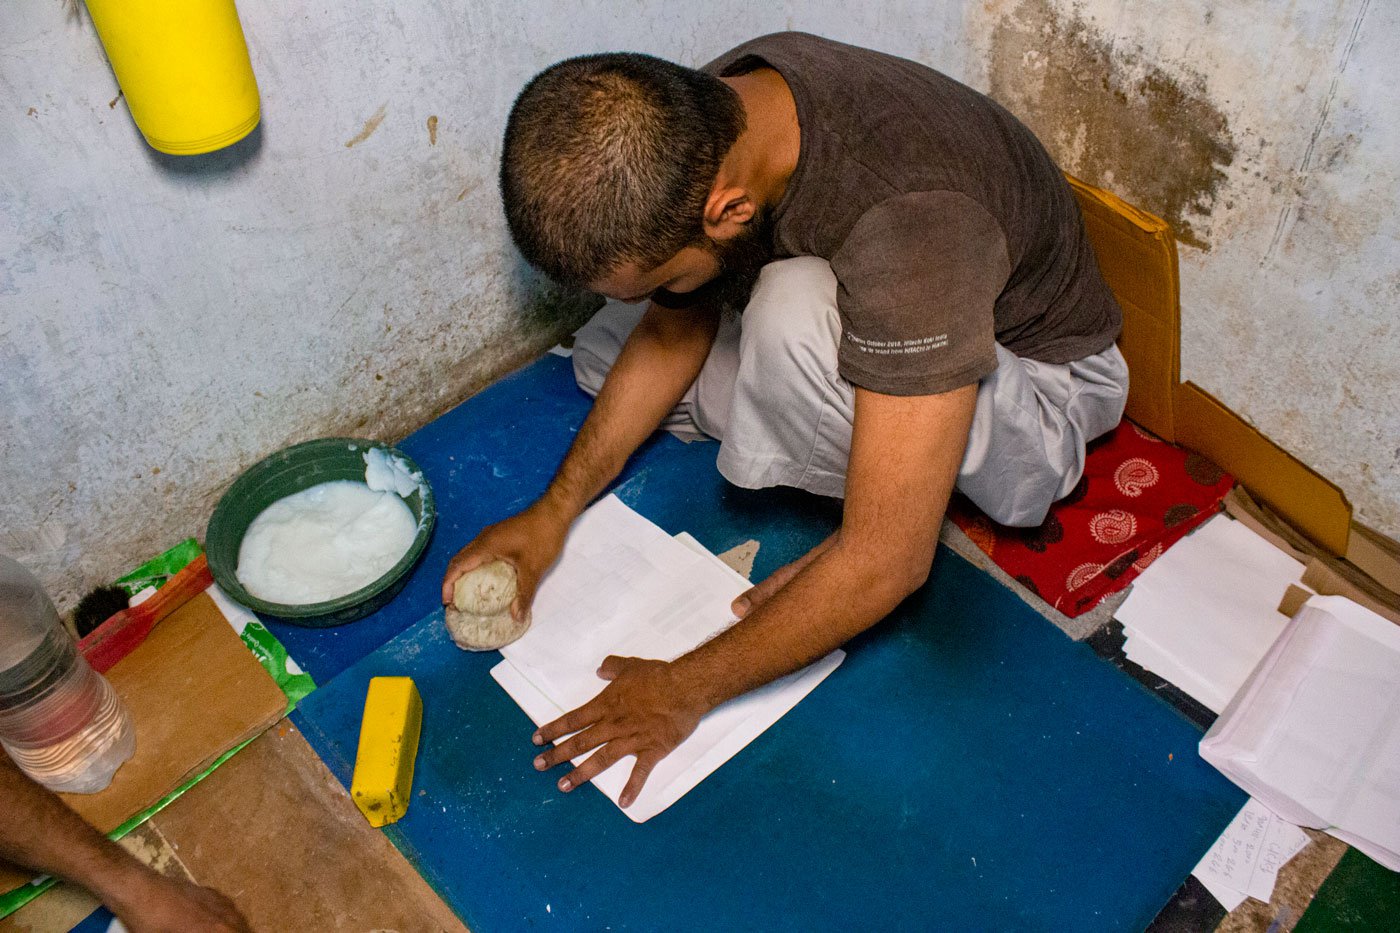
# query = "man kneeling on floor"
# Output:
<box><xmin>443</xmin><ymin>32</ymin><xmax>1127</xmax><ymax>807</ymax></box>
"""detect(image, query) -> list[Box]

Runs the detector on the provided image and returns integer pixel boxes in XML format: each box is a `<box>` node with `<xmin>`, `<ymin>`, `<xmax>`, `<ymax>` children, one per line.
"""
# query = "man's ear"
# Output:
<box><xmin>702</xmin><ymin>184</ymin><xmax>756</xmax><ymax>241</ymax></box>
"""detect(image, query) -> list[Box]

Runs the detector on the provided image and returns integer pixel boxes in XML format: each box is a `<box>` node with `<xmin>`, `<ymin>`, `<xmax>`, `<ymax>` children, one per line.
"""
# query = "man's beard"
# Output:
<box><xmin>701</xmin><ymin>209</ymin><xmax>775</xmax><ymax>315</ymax></box>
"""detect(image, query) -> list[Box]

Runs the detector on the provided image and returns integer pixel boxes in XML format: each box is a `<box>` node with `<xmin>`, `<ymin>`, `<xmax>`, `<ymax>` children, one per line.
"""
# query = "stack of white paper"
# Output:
<box><xmin>491</xmin><ymin>495</ymin><xmax>843</xmax><ymax>823</ymax></box>
<box><xmin>1192</xmin><ymin>798</ymin><xmax>1311</xmax><ymax>909</ymax></box>
<box><xmin>1200</xmin><ymin>595</ymin><xmax>1400</xmax><ymax>870</ymax></box>
<box><xmin>1116</xmin><ymin>515</ymin><xmax>1305</xmax><ymax>712</ymax></box>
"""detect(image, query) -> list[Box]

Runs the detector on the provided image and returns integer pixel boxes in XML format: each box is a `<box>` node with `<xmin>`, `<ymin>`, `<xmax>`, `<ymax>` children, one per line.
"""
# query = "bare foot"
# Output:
<box><xmin>731</xmin><ymin>532</ymin><xmax>838</xmax><ymax>618</ymax></box>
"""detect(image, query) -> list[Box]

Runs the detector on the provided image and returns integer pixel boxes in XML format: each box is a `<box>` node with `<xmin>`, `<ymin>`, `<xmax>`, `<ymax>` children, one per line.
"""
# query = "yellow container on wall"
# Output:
<box><xmin>84</xmin><ymin>0</ymin><xmax>261</xmax><ymax>155</ymax></box>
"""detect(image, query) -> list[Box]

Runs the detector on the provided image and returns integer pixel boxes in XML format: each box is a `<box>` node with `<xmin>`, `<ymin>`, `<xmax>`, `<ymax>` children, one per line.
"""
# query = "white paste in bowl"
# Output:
<box><xmin>236</xmin><ymin>480</ymin><xmax>417</xmax><ymax>605</ymax></box>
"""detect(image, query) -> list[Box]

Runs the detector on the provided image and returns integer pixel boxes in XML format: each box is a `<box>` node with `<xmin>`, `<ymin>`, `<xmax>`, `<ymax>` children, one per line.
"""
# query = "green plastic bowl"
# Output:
<box><xmin>205</xmin><ymin>437</ymin><xmax>436</xmax><ymax>628</ymax></box>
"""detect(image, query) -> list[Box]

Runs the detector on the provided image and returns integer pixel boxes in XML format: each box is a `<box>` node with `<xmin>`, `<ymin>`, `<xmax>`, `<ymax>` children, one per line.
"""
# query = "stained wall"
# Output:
<box><xmin>967</xmin><ymin>0</ymin><xmax>1398</xmax><ymax>540</ymax></box>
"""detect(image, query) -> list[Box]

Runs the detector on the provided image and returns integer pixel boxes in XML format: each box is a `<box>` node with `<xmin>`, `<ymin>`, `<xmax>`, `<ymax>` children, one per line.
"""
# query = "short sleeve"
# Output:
<box><xmin>829</xmin><ymin>191</ymin><xmax>1010</xmax><ymax>395</ymax></box>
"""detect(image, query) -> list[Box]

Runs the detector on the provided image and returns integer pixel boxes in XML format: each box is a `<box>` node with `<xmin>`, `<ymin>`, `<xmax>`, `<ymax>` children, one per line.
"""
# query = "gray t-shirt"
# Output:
<box><xmin>706</xmin><ymin>33</ymin><xmax>1123</xmax><ymax>395</ymax></box>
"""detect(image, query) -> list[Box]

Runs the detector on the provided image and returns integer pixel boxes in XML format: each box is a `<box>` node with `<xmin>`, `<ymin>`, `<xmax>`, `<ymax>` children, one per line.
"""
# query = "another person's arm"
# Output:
<box><xmin>441</xmin><ymin>302</ymin><xmax>721</xmax><ymax>612</ymax></box>
<box><xmin>532</xmin><ymin>383</ymin><xmax>978</xmax><ymax>805</ymax></box>
<box><xmin>0</xmin><ymin>753</ymin><xmax>250</xmax><ymax>932</ymax></box>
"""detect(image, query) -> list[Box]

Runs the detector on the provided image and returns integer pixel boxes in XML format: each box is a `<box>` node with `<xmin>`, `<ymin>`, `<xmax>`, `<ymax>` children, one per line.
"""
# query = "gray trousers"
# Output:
<box><xmin>574</xmin><ymin>257</ymin><xmax>1128</xmax><ymax>527</ymax></box>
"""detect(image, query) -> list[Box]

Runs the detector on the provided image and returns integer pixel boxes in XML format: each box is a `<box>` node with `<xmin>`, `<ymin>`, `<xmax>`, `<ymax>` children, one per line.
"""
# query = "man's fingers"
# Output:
<box><xmin>533</xmin><ymin>697</ymin><xmax>603</xmax><ymax>746</ymax></box>
<box><xmin>731</xmin><ymin>583</ymin><xmax>760</xmax><ymax>618</ymax></box>
<box><xmin>732</xmin><ymin>533</ymin><xmax>837</xmax><ymax>616</ymax></box>
<box><xmin>732</xmin><ymin>571</ymin><xmax>787</xmax><ymax>618</ymax></box>
<box><xmin>441</xmin><ymin>550</ymin><xmax>492</xmax><ymax>604</ymax></box>
<box><xmin>511</xmin><ymin>567</ymin><xmax>540</xmax><ymax>622</ymax></box>
<box><xmin>558</xmin><ymin>742</ymin><xmax>628</xmax><ymax>792</ymax></box>
<box><xmin>596</xmin><ymin>655</ymin><xmax>634</xmax><ymax>680</ymax></box>
<box><xmin>533</xmin><ymin>725</ymin><xmax>608</xmax><ymax>770</ymax></box>
<box><xmin>619</xmin><ymin>754</ymin><xmax>658</xmax><ymax>808</ymax></box>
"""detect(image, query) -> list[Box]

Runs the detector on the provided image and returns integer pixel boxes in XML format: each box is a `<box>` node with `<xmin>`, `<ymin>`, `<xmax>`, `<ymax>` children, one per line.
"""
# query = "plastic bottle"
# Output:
<box><xmin>0</xmin><ymin>556</ymin><xmax>135</xmax><ymax>794</ymax></box>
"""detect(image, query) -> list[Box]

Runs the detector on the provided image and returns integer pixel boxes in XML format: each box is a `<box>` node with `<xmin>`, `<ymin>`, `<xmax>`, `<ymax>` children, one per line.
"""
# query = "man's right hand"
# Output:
<box><xmin>439</xmin><ymin>302</ymin><xmax>720</xmax><ymax>623</ymax></box>
<box><xmin>441</xmin><ymin>499</ymin><xmax>572</xmax><ymax>621</ymax></box>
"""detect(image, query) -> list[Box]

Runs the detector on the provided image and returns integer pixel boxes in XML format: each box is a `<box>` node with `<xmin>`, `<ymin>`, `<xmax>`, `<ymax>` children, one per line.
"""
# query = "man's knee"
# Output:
<box><xmin>957</xmin><ymin>342</ymin><xmax>1130</xmax><ymax>528</ymax></box>
<box><xmin>980</xmin><ymin>485</ymin><xmax>1058</xmax><ymax>529</ymax></box>
<box><xmin>958</xmin><ymin>442</ymin><xmax>1063</xmax><ymax>528</ymax></box>
<box><xmin>713</xmin><ymin>258</ymin><xmax>855</xmax><ymax>496</ymax></box>
<box><xmin>738</xmin><ymin>257</ymin><xmax>841</xmax><ymax>379</ymax></box>
<box><xmin>572</xmin><ymin>300</ymin><xmax>647</xmax><ymax>398</ymax></box>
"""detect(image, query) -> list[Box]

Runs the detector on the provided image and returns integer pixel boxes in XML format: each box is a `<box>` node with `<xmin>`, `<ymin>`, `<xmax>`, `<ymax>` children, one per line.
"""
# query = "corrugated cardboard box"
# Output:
<box><xmin>1069</xmin><ymin>175</ymin><xmax>1353</xmax><ymax>558</ymax></box>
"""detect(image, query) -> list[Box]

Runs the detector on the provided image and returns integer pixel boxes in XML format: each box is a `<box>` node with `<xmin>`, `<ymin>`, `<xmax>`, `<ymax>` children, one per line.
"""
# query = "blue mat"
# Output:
<box><xmin>298</xmin><ymin>545</ymin><xmax>1242</xmax><ymax>930</ymax></box>
<box><xmin>285</xmin><ymin>354</ymin><xmax>1243</xmax><ymax>929</ymax></box>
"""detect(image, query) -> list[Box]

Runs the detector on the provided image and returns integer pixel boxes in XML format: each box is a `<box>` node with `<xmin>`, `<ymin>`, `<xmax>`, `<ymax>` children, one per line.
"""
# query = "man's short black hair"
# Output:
<box><xmin>500</xmin><ymin>52</ymin><xmax>746</xmax><ymax>287</ymax></box>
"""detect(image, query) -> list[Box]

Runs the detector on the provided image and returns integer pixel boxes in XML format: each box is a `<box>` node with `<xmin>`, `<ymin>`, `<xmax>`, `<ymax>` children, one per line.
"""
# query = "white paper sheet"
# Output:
<box><xmin>492</xmin><ymin>495</ymin><xmax>844</xmax><ymax>823</ymax></box>
<box><xmin>1201</xmin><ymin>595</ymin><xmax>1400</xmax><ymax>869</ymax></box>
<box><xmin>1121</xmin><ymin>632</ymin><xmax>1222</xmax><ymax>708</ymax></box>
<box><xmin>1192</xmin><ymin>798</ymin><xmax>1311</xmax><ymax>909</ymax></box>
<box><xmin>492</xmin><ymin>649</ymin><xmax>842</xmax><ymax>823</ymax></box>
<box><xmin>501</xmin><ymin>496</ymin><xmax>743</xmax><ymax>708</ymax></box>
<box><xmin>1115</xmin><ymin>515</ymin><xmax>1304</xmax><ymax>712</ymax></box>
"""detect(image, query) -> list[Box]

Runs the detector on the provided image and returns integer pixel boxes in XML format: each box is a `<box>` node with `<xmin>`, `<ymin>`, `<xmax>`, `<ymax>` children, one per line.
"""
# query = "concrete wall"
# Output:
<box><xmin>0</xmin><ymin>0</ymin><xmax>972</xmax><ymax>609</ymax></box>
<box><xmin>2</xmin><ymin>0</ymin><xmax>1395</xmax><ymax>608</ymax></box>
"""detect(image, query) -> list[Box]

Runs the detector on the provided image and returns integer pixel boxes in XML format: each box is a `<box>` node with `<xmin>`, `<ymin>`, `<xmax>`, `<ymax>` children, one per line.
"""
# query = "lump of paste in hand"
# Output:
<box><xmin>452</xmin><ymin>559</ymin><xmax>516</xmax><ymax>616</ymax></box>
<box><xmin>445</xmin><ymin>559</ymin><xmax>530</xmax><ymax>651</ymax></box>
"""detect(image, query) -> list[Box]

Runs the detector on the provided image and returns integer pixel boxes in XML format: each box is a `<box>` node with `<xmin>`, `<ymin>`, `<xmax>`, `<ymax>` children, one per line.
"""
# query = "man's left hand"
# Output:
<box><xmin>531</xmin><ymin>655</ymin><xmax>709</xmax><ymax>808</ymax></box>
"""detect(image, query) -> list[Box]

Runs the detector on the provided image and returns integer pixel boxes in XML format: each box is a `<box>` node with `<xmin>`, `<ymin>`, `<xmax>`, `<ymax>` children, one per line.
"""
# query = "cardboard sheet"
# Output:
<box><xmin>1347</xmin><ymin>522</ymin><xmax>1400</xmax><ymax>597</ymax></box>
<box><xmin>1067</xmin><ymin>173</ymin><xmax>1181</xmax><ymax>441</ymax></box>
<box><xmin>0</xmin><ymin>592</ymin><xmax>286</xmax><ymax>894</ymax></box>
<box><xmin>1068</xmin><ymin>173</ymin><xmax>1353</xmax><ymax>556</ymax></box>
<box><xmin>151</xmin><ymin>722</ymin><xmax>464</xmax><ymax>932</ymax></box>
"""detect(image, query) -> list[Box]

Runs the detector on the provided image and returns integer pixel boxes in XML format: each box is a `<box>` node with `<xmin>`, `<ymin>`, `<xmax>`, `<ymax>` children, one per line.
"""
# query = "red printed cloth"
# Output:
<box><xmin>947</xmin><ymin>421</ymin><xmax>1234</xmax><ymax>617</ymax></box>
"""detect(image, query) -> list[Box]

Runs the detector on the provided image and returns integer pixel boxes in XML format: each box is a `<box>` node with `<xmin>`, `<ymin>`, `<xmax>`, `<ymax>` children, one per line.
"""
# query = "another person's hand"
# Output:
<box><xmin>530</xmin><ymin>655</ymin><xmax>710</xmax><ymax>808</ymax></box>
<box><xmin>109</xmin><ymin>871</ymin><xmax>252</xmax><ymax>933</ymax></box>
<box><xmin>441</xmin><ymin>500</ymin><xmax>571</xmax><ymax>621</ymax></box>
<box><xmin>0</xmin><ymin>751</ymin><xmax>253</xmax><ymax>933</ymax></box>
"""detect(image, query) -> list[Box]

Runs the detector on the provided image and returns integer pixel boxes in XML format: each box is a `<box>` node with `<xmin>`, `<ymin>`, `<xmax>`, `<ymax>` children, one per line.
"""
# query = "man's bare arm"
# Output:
<box><xmin>0</xmin><ymin>753</ymin><xmax>250</xmax><ymax>931</ymax></box>
<box><xmin>533</xmin><ymin>383</ymin><xmax>978</xmax><ymax>804</ymax></box>
<box><xmin>682</xmin><ymin>384</ymin><xmax>976</xmax><ymax>696</ymax></box>
<box><xmin>540</xmin><ymin>303</ymin><xmax>721</xmax><ymax>519</ymax></box>
<box><xmin>442</xmin><ymin>302</ymin><xmax>720</xmax><ymax>610</ymax></box>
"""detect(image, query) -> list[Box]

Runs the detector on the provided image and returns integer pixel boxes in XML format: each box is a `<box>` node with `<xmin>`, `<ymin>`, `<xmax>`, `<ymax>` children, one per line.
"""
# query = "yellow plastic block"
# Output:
<box><xmin>350</xmin><ymin>676</ymin><xmax>423</xmax><ymax>828</ymax></box>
